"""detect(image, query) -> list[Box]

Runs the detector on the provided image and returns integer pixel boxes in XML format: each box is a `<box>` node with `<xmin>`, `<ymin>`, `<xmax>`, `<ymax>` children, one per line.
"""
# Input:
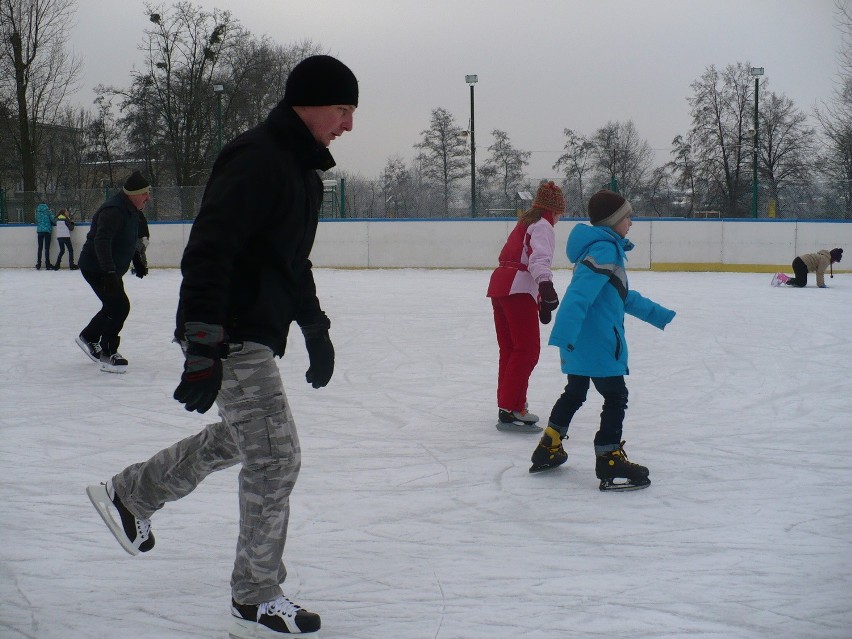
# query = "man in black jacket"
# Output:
<box><xmin>76</xmin><ymin>171</ymin><xmax>151</xmax><ymax>373</ymax></box>
<box><xmin>86</xmin><ymin>56</ymin><xmax>357</xmax><ymax>636</ymax></box>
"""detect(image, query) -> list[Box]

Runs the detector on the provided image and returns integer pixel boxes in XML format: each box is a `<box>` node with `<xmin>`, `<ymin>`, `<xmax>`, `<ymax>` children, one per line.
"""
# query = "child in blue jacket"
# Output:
<box><xmin>529</xmin><ymin>189</ymin><xmax>675</xmax><ymax>491</ymax></box>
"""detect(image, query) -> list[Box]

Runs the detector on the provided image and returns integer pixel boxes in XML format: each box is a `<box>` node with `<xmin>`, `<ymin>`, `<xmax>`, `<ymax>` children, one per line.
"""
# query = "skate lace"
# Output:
<box><xmin>615</xmin><ymin>441</ymin><xmax>640</xmax><ymax>467</ymax></box>
<box><xmin>136</xmin><ymin>517</ymin><xmax>151</xmax><ymax>540</ymax></box>
<box><xmin>259</xmin><ymin>596</ymin><xmax>302</xmax><ymax>620</ymax></box>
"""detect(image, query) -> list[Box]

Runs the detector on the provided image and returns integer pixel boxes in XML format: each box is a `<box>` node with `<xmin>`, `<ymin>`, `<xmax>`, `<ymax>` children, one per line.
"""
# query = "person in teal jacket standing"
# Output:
<box><xmin>35</xmin><ymin>203</ymin><xmax>55</xmax><ymax>270</ymax></box>
<box><xmin>529</xmin><ymin>189</ymin><xmax>675</xmax><ymax>491</ymax></box>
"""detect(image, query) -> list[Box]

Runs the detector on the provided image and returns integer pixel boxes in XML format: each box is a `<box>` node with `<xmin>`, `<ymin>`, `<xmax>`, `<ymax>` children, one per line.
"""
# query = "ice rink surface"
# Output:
<box><xmin>1</xmin><ymin>267</ymin><xmax>850</xmax><ymax>639</ymax></box>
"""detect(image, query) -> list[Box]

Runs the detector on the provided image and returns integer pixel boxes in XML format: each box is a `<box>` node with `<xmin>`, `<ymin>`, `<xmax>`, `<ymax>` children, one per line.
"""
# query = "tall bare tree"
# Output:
<box><xmin>758</xmin><ymin>91</ymin><xmax>815</xmax><ymax>215</ymax></box>
<box><xmin>482</xmin><ymin>129</ymin><xmax>530</xmax><ymax>209</ymax></box>
<box><xmin>816</xmin><ymin>0</ymin><xmax>852</xmax><ymax>216</ymax></box>
<box><xmin>590</xmin><ymin>120</ymin><xmax>652</xmax><ymax>199</ymax></box>
<box><xmin>415</xmin><ymin>107</ymin><xmax>469</xmax><ymax>216</ymax></box>
<box><xmin>553</xmin><ymin>128</ymin><xmax>595</xmax><ymax>213</ymax></box>
<box><xmin>0</xmin><ymin>0</ymin><xmax>80</xmax><ymax>199</ymax></box>
<box><xmin>685</xmin><ymin>62</ymin><xmax>756</xmax><ymax>216</ymax></box>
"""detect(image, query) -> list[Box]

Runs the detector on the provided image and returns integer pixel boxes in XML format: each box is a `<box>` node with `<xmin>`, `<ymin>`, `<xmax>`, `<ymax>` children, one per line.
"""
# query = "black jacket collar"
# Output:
<box><xmin>266</xmin><ymin>102</ymin><xmax>336</xmax><ymax>172</ymax></box>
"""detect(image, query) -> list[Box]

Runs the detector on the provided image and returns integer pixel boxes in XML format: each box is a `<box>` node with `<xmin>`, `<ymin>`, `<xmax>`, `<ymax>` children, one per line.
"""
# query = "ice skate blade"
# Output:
<box><xmin>86</xmin><ymin>483</ymin><xmax>140</xmax><ymax>556</ymax></box>
<box><xmin>599</xmin><ymin>477</ymin><xmax>651</xmax><ymax>491</ymax></box>
<box><xmin>496</xmin><ymin>421</ymin><xmax>542</xmax><ymax>434</ymax></box>
<box><xmin>99</xmin><ymin>362</ymin><xmax>127</xmax><ymax>374</ymax></box>
<box><xmin>529</xmin><ymin>460</ymin><xmax>566</xmax><ymax>473</ymax></box>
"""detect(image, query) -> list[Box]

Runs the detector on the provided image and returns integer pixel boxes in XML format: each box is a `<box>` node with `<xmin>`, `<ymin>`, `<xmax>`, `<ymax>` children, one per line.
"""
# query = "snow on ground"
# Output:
<box><xmin>1</xmin><ymin>267</ymin><xmax>850</xmax><ymax>639</ymax></box>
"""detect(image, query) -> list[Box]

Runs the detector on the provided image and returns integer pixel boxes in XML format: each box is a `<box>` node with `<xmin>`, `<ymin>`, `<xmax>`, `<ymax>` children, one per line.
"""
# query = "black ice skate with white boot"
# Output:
<box><xmin>595</xmin><ymin>441</ymin><xmax>650</xmax><ymax>491</ymax></box>
<box><xmin>86</xmin><ymin>480</ymin><xmax>155</xmax><ymax>555</ymax></box>
<box><xmin>230</xmin><ymin>595</ymin><xmax>321</xmax><ymax>637</ymax></box>
<box><xmin>497</xmin><ymin>408</ymin><xmax>542</xmax><ymax>433</ymax></box>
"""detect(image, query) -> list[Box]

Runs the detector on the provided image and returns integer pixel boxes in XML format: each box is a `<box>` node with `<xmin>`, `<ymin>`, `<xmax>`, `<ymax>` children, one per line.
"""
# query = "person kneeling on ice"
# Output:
<box><xmin>783</xmin><ymin>248</ymin><xmax>843</xmax><ymax>288</ymax></box>
<box><xmin>529</xmin><ymin>189</ymin><xmax>676</xmax><ymax>491</ymax></box>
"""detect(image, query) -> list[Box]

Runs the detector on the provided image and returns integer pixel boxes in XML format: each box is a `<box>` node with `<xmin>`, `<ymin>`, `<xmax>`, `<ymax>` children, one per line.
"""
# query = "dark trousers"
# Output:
<box><xmin>36</xmin><ymin>232</ymin><xmax>51</xmax><ymax>266</ymax></box>
<box><xmin>548</xmin><ymin>374</ymin><xmax>629</xmax><ymax>453</ymax></box>
<box><xmin>787</xmin><ymin>256</ymin><xmax>808</xmax><ymax>287</ymax></box>
<box><xmin>80</xmin><ymin>269</ymin><xmax>130</xmax><ymax>355</ymax></box>
<box><xmin>55</xmin><ymin>238</ymin><xmax>75</xmax><ymax>267</ymax></box>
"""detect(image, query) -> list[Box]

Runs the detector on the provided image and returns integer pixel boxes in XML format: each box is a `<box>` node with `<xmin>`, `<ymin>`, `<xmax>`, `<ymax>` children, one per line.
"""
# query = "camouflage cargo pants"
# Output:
<box><xmin>112</xmin><ymin>341</ymin><xmax>301</xmax><ymax>604</ymax></box>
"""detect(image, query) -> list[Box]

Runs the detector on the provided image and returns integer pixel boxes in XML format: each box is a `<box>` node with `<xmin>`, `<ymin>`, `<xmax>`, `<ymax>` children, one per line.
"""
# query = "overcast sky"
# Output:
<box><xmin>70</xmin><ymin>0</ymin><xmax>844</xmax><ymax>179</ymax></box>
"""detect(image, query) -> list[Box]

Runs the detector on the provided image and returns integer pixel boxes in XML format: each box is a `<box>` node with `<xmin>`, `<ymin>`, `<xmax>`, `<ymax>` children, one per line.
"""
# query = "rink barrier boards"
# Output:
<box><xmin>1</xmin><ymin>217</ymin><xmax>850</xmax><ymax>272</ymax></box>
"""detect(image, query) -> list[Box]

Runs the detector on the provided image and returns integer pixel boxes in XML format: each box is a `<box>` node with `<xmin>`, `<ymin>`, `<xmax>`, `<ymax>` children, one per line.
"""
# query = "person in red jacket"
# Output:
<box><xmin>487</xmin><ymin>181</ymin><xmax>565</xmax><ymax>433</ymax></box>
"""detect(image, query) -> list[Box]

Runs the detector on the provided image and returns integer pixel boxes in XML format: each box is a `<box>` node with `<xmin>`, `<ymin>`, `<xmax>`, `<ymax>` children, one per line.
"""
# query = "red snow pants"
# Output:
<box><xmin>491</xmin><ymin>294</ymin><xmax>540</xmax><ymax>412</ymax></box>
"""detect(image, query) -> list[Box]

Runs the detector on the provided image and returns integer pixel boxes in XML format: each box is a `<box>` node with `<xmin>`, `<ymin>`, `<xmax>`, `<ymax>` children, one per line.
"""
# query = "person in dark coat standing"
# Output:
<box><xmin>86</xmin><ymin>55</ymin><xmax>357</xmax><ymax>637</ymax></box>
<box><xmin>76</xmin><ymin>171</ymin><xmax>151</xmax><ymax>373</ymax></box>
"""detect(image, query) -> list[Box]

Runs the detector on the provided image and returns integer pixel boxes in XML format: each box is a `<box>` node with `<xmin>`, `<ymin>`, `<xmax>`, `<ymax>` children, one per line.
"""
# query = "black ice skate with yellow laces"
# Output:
<box><xmin>595</xmin><ymin>441</ymin><xmax>650</xmax><ymax>491</ymax></box>
<box><xmin>529</xmin><ymin>426</ymin><xmax>568</xmax><ymax>473</ymax></box>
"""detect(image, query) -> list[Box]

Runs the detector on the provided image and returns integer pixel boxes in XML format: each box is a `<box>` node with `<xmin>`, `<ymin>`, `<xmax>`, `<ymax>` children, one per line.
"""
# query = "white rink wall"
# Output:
<box><xmin>1</xmin><ymin>218</ymin><xmax>851</xmax><ymax>271</ymax></box>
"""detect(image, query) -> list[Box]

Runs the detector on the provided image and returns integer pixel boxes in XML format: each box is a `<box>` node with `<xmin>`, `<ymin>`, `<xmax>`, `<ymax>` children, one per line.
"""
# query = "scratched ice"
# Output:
<box><xmin>1</xmin><ymin>268</ymin><xmax>850</xmax><ymax>639</ymax></box>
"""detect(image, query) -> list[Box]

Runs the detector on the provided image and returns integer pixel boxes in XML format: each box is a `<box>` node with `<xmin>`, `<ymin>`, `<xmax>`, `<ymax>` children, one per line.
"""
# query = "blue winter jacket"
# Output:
<box><xmin>548</xmin><ymin>224</ymin><xmax>675</xmax><ymax>377</ymax></box>
<box><xmin>35</xmin><ymin>204</ymin><xmax>54</xmax><ymax>233</ymax></box>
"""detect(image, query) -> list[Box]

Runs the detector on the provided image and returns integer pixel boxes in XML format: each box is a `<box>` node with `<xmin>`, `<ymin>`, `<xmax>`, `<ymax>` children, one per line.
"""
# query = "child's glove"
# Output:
<box><xmin>538</xmin><ymin>280</ymin><xmax>559</xmax><ymax>324</ymax></box>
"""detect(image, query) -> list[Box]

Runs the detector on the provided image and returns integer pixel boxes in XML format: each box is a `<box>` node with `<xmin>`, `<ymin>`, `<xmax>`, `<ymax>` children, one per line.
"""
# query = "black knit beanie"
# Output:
<box><xmin>830</xmin><ymin>247</ymin><xmax>843</xmax><ymax>263</ymax></box>
<box><xmin>122</xmin><ymin>171</ymin><xmax>150</xmax><ymax>195</ymax></box>
<box><xmin>284</xmin><ymin>55</ymin><xmax>358</xmax><ymax>107</ymax></box>
<box><xmin>588</xmin><ymin>189</ymin><xmax>632</xmax><ymax>227</ymax></box>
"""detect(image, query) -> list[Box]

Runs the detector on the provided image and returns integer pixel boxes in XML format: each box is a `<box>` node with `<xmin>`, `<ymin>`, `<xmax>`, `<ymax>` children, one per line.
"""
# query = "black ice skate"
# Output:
<box><xmin>75</xmin><ymin>333</ymin><xmax>102</xmax><ymax>363</ymax></box>
<box><xmin>230</xmin><ymin>595</ymin><xmax>321</xmax><ymax>636</ymax></box>
<box><xmin>86</xmin><ymin>480</ymin><xmax>155</xmax><ymax>555</ymax></box>
<box><xmin>100</xmin><ymin>351</ymin><xmax>128</xmax><ymax>374</ymax></box>
<box><xmin>595</xmin><ymin>441</ymin><xmax>650</xmax><ymax>491</ymax></box>
<box><xmin>497</xmin><ymin>408</ymin><xmax>542</xmax><ymax>433</ymax></box>
<box><xmin>529</xmin><ymin>426</ymin><xmax>567</xmax><ymax>473</ymax></box>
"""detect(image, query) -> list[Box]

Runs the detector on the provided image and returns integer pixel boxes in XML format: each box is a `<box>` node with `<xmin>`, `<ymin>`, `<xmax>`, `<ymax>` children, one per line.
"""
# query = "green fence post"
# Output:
<box><xmin>340</xmin><ymin>178</ymin><xmax>346</xmax><ymax>218</ymax></box>
<box><xmin>0</xmin><ymin>188</ymin><xmax>6</xmax><ymax>224</ymax></box>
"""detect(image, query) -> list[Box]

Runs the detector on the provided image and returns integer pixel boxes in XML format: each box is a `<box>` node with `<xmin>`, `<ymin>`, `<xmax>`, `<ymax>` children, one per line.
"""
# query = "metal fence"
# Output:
<box><xmin>3</xmin><ymin>179</ymin><xmax>851</xmax><ymax>224</ymax></box>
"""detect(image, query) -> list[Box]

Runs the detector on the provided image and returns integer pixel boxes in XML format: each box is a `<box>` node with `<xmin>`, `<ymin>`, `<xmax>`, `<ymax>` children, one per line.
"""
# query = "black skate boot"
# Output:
<box><xmin>595</xmin><ymin>441</ymin><xmax>650</xmax><ymax>491</ymax></box>
<box><xmin>86</xmin><ymin>480</ymin><xmax>155</xmax><ymax>555</ymax></box>
<box><xmin>230</xmin><ymin>595</ymin><xmax>321</xmax><ymax>636</ymax></box>
<box><xmin>529</xmin><ymin>426</ymin><xmax>568</xmax><ymax>473</ymax></box>
<box><xmin>497</xmin><ymin>408</ymin><xmax>542</xmax><ymax>433</ymax></box>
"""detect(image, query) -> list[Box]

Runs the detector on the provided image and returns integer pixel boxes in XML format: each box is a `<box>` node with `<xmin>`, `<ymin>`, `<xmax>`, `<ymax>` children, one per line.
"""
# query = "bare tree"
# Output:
<box><xmin>88</xmin><ymin>93</ymin><xmax>125</xmax><ymax>189</ymax></box>
<box><xmin>381</xmin><ymin>156</ymin><xmax>413</xmax><ymax>217</ymax></box>
<box><xmin>553</xmin><ymin>128</ymin><xmax>594</xmax><ymax>213</ymax></box>
<box><xmin>759</xmin><ymin>91</ymin><xmax>816</xmax><ymax>215</ymax></box>
<box><xmin>415</xmin><ymin>107</ymin><xmax>469</xmax><ymax>216</ymax></box>
<box><xmin>589</xmin><ymin>120</ymin><xmax>652</xmax><ymax>199</ymax></box>
<box><xmin>482</xmin><ymin>129</ymin><xmax>530</xmax><ymax>208</ymax></box>
<box><xmin>816</xmin><ymin>0</ymin><xmax>852</xmax><ymax>216</ymax></box>
<box><xmin>668</xmin><ymin>134</ymin><xmax>698</xmax><ymax>214</ymax></box>
<box><xmin>0</xmin><ymin>0</ymin><xmax>80</xmax><ymax>199</ymax></box>
<box><xmin>686</xmin><ymin>62</ymin><xmax>755</xmax><ymax>216</ymax></box>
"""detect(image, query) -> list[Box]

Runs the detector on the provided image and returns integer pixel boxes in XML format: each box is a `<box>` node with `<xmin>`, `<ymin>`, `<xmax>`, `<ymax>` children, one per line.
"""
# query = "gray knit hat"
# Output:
<box><xmin>588</xmin><ymin>189</ymin><xmax>632</xmax><ymax>227</ymax></box>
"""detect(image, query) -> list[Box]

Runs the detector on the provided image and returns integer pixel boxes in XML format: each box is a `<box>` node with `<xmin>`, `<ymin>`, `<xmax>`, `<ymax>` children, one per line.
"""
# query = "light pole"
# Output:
<box><xmin>214</xmin><ymin>84</ymin><xmax>224</xmax><ymax>154</ymax></box>
<box><xmin>749</xmin><ymin>67</ymin><xmax>763</xmax><ymax>218</ymax></box>
<box><xmin>465</xmin><ymin>74</ymin><xmax>477</xmax><ymax>217</ymax></box>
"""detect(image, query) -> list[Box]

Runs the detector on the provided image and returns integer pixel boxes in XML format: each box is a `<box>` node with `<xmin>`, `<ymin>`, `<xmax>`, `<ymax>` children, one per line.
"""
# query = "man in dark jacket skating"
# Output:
<box><xmin>76</xmin><ymin>171</ymin><xmax>151</xmax><ymax>373</ymax></box>
<box><xmin>86</xmin><ymin>55</ymin><xmax>358</xmax><ymax>637</ymax></box>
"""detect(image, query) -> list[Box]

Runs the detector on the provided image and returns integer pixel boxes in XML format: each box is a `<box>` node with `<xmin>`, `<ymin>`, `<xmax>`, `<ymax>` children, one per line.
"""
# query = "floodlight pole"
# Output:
<box><xmin>465</xmin><ymin>74</ymin><xmax>478</xmax><ymax>217</ymax></box>
<box><xmin>750</xmin><ymin>67</ymin><xmax>763</xmax><ymax>218</ymax></box>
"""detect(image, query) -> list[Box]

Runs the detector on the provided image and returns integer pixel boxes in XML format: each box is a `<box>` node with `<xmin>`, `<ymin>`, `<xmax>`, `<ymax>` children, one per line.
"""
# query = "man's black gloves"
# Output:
<box><xmin>102</xmin><ymin>271</ymin><xmax>122</xmax><ymax>297</ymax></box>
<box><xmin>131</xmin><ymin>252</ymin><xmax>148</xmax><ymax>278</ymax></box>
<box><xmin>173</xmin><ymin>322</ymin><xmax>228</xmax><ymax>413</ymax></box>
<box><xmin>538</xmin><ymin>280</ymin><xmax>559</xmax><ymax>324</ymax></box>
<box><xmin>302</xmin><ymin>325</ymin><xmax>334</xmax><ymax>389</ymax></box>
